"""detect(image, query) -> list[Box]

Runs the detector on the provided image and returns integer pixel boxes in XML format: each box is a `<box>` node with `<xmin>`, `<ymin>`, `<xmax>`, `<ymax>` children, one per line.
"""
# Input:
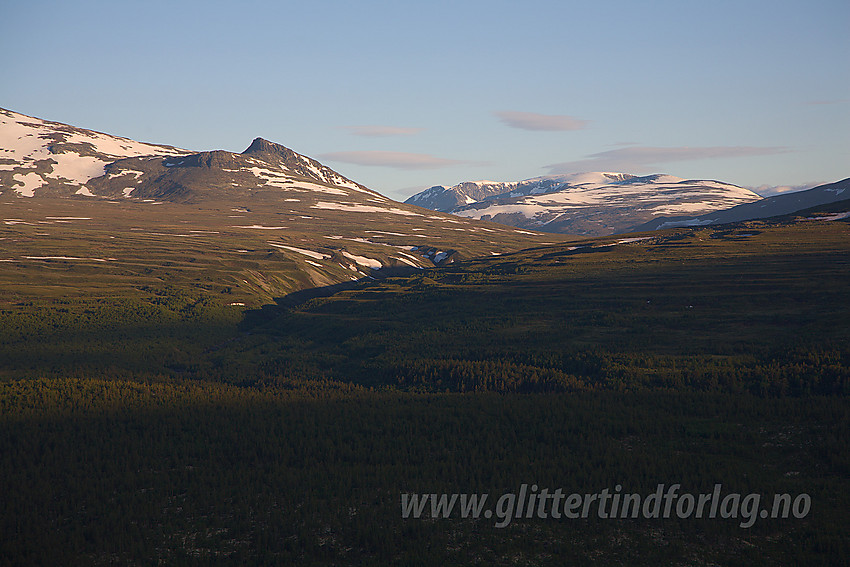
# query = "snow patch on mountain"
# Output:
<box><xmin>341</xmin><ymin>251</ymin><xmax>383</xmax><ymax>269</ymax></box>
<box><xmin>12</xmin><ymin>172</ymin><xmax>43</xmax><ymax>197</ymax></box>
<box><xmin>267</xmin><ymin>243</ymin><xmax>330</xmax><ymax>260</ymax></box>
<box><xmin>234</xmin><ymin>225</ymin><xmax>289</xmax><ymax>230</ymax></box>
<box><xmin>310</xmin><ymin>201</ymin><xmax>423</xmax><ymax>216</ymax></box>
<box><xmin>290</xmin><ymin>181</ymin><xmax>348</xmax><ymax>195</ymax></box>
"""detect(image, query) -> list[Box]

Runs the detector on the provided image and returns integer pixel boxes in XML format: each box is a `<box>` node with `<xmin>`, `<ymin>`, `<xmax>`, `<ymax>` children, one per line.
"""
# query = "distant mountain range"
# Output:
<box><xmin>406</xmin><ymin>173</ymin><xmax>849</xmax><ymax>236</ymax></box>
<box><xmin>3</xmin><ymin>105</ymin><xmax>846</xmax><ymax>256</ymax></box>
<box><xmin>405</xmin><ymin>173</ymin><xmax>763</xmax><ymax>236</ymax></box>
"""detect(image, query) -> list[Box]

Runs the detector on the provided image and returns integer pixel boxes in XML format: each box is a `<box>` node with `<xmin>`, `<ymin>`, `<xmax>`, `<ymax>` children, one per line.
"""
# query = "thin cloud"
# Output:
<box><xmin>340</xmin><ymin>125</ymin><xmax>424</xmax><ymax>137</ymax></box>
<box><xmin>320</xmin><ymin>151</ymin><xmax>471</xmax><ymax>170</ymax></box>
<box><xmin>546</xmin><ymin>145</ymin><xmax>791</xmax><ymax>174</ymax></box>
<box><xmin>805</xmin><ymin>99</ymin><xmax>850</xmax><ymax>105</ymax></box>
<box><xmin>494</xmin><ymin>110</ymin><xmax>589</xmax><ymax>131</ymax></box>
<box><xmin>748</xmin><ymin>182</ymin><xmax>823</xmax><ymax>197</ymax></box>
<box><xmin>393</xmin><ymin>185</ymin><xmax>431</xmax><ymax>201</ymax></box>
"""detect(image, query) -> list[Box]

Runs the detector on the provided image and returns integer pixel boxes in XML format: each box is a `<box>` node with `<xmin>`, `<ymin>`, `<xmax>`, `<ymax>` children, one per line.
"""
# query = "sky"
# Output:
<box><xmin>1</xmin><ymin>0</ymin><xmax>848</xmax><ymax>201</ymax></box>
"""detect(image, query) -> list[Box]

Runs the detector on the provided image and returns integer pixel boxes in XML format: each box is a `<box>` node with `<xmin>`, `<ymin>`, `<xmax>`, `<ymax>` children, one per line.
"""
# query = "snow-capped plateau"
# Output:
<box><xmin>632</xmin><ymin>177</ymin><xmax>850</xmax><ymax>231</ymax></box>
<box><xmin>406</xmin><ymin>173</ymin><xmax>763</xmax><ymax>236</ymax></box>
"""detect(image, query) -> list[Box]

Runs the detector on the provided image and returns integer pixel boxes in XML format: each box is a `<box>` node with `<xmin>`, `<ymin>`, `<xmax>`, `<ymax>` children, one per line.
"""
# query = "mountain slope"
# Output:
<box><xmin>406</xmin><ymin>173</ymin><xmax>762</xmax><ymax>236</ymax></box>
<box><xmin>0</xmin><ymin>108</ymin><xmax>189</xmax><ymax>197</ymax></box>
<box><xmin>0</xmin><ymin>108</ymin><xmax>566</xmax><ymax>303</ymax></box>
<box><xmin>632</xmin><ymin>177</ymin><xmax>850</xmax><ymax>230</ymax></box>
<box><xmin>81</xmin><ymin>141</ymin><xmax>381</xmax><ymax>204</ymax></box>
<box><xmin>0</xmin><ymin>107</ymin><xmax>377</xmax><ymax>203</ymax></box>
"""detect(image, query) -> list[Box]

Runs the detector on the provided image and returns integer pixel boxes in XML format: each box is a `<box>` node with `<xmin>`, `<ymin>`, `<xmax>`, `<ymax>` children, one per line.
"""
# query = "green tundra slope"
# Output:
<box><xmin>217</xmin><ymin>218</ymin><xmax>850</xmax><ymax>396</ymax></box>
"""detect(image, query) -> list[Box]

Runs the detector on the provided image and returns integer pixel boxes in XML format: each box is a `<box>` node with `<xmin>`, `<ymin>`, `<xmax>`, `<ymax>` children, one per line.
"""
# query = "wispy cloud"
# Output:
<box><xmin>320</xmin><ymin>151</ymin><xmax>472</xmax><ymax>170</ymax></box>
<box><xmin>805</xmin><ymin>99</ymin><xmax>850</xmax><ymax>105</ymax></box>
<box><xmin>494</xmin><ymin>110</ymin><xmax>589</xmax><ymax>131</ymax></box>
<box><xmin>747</xmin><ymin>182</ymin><xmax>823</xmax><ymax>197</ymax></box>
<box><xmin>340</xmin><ymin>125</ymin><xmax>424</xmax><ymax>137</ymax></box>
<box><xmin>545</xmin><ymin>145</ymin><xmax>791</xmax><ymax>174</ymax></box>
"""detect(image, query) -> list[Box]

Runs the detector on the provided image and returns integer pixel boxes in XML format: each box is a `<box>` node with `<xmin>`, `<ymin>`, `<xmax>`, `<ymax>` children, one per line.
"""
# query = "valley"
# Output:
<box><xmin>2</xmin><ymin>206</ymin><xmax>848</xmax><ymax>565</ymax></box>
<box><xmin>1</xmin><ymin>108</ymin><xmax>848</xmax><ymax>565</ymax></box>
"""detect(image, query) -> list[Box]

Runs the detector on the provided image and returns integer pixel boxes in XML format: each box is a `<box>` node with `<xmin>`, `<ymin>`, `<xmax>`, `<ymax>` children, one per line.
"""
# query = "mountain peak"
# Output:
<box><xmin>241</xmin><ymin>136</ymin><xmax>316</xmax><ymax>171</ymax></box>
<box><xmin>243</xmin><ymin>137</ymin><xmax>290</xmax><ymax>156</ymax></box>
<box><xmin>241</xmin><ymin>137</ymin><xmax>368</xmax><ymax>192</ymax></box>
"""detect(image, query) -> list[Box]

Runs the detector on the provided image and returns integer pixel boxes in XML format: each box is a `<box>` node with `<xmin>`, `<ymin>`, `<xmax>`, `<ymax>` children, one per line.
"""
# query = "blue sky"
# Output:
<box><xmin>2</xmin><ymin>0</ymin><xmax>847</xmax><ymax>200</ymax></box>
